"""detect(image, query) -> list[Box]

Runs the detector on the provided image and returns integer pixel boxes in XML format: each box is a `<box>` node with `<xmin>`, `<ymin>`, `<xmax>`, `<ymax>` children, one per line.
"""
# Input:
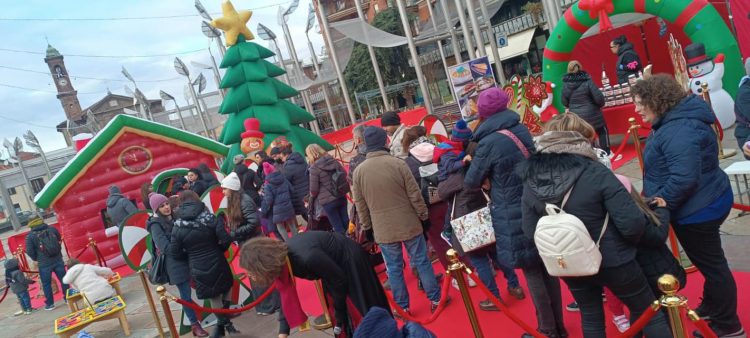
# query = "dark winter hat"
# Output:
<box><xmin>380</xmin><ymin>111</ymin><xmax>401</xmax><ymax>127</ymax></box>
<box><xmin>685</xmin><ymin>43</ymin><xmax>712</xmax><ymax>67</ymax></box>
<box><xmin>108</xmin><ymin>185</ymin><xmax>121</xmax><ymax>194</ymax></box>
<box><xmin>364</xmin><ymin>126</ymin><xmax>388</xmax><ymax>153</ymax></box>
<box><xmin>270</xmin><ymin>147</ymin><xmax>281</xmax><ymax>156</ymax></box>
<box><xmin>353</xmin><ymin>307</ymin><xmax>400</xmax><ymax>338</ymax></box>
<box><xmin>477</xmin><ymin>87</ymin><xmax>510</xmax><ymax>119</ymax></box>
<box><xmin>451</xmin><ymin>119</ymin><xmax>472</xmax><ymax>142</ymax></box>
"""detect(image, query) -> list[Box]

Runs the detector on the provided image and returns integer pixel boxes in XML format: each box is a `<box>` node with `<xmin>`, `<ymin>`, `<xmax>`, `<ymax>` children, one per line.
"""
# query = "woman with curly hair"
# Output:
<box><xmin>632</xmin><ymin>74</ymin><xmax>743</xmax><ymax>338</ymax></box>
<box><xmin>239</xmin><ymin>232</ymin><xmax>389</xmax><ymax>338</ymax></box>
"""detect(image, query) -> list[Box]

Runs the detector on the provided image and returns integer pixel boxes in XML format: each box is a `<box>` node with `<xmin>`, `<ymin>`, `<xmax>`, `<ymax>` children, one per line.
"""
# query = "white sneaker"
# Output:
<box><xmin>452</xmin><ymin>277</ymin><xmax>477</xmax><ymax>290</ymax></box>
<box><xmin>613</xmin><ymin>314</ymin><xmax>630</xmax><ymax>333</ymax></box>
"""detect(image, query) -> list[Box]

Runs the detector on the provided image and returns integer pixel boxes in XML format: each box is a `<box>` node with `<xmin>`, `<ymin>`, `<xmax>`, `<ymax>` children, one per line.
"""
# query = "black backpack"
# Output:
<box><xmin>37</xmin><ymin>228</ymin><xmax>61</xmax><ymax>257</ymax></box>
<box><xmin>328</xmin><ymin>167</ymin><xmax>350</xmax><ymax>198</ymax></box>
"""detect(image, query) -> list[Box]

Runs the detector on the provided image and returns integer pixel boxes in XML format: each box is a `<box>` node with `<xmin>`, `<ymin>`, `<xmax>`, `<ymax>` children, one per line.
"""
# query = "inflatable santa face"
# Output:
<box><xmin>685</xmin><ymin>43</ymin><xmax>735</xmax><ymax>129</ymax></box>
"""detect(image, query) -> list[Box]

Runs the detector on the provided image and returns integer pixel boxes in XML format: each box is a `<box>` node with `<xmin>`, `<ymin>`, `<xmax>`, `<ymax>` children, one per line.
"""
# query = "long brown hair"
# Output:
<box><xmin>225</xmin><ymin>189</ymin><xmax>243</xmax><ymax>230</ymax></box>
<box><xmin>177</xmin><ymin>190</ymin><xmax>202</xmax><ymax>205</ymax></box>
<box><xmin>239</xmin><ymin>237</ymin><xmax>288</xmax><ymax>286</ymax></box>
<box><xmin>140</xmin><ymin>182</ymin><xmax>153</xmax><ymax>210</ymax></box>
<box><xmin>629</xmin><ymin>188</ymin><xmax>661</xmax><ymax>226</ymax></box>
<box><xmin>401</xmin><ymin>125</ymin><xmax>427</xmax><ymax>152</ymax></box>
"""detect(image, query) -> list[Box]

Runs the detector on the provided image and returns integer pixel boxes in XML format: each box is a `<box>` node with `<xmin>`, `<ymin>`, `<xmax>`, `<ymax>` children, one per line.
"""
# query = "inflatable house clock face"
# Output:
<box><xmin>118</xmin><ymin>146</ymin><xmax>153</xmax><ymax>174</ymax></box>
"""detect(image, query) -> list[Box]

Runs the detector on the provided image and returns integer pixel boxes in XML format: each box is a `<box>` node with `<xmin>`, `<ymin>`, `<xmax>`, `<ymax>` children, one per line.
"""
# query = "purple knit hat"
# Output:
<box><xmin>451</xmin><ymin>119</ymin><xmax>472</xmax><ymax>142</ymax></box>
<box><xmin>477</xmin><ymin>87</ymin><xmax>510</xmax><ymax>119</ymax></box>
<box><xmin>149</xmin><ymin>193</ymin><xmax>168</xmax><ymax>210</ymax></box>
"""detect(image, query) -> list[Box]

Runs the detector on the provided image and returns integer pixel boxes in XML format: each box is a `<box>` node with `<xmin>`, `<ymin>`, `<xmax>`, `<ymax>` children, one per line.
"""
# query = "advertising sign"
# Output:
<box><xmin>447</xmin><ymin>56</ymin><xmax>497</xmax><ymax>120</ymax></box>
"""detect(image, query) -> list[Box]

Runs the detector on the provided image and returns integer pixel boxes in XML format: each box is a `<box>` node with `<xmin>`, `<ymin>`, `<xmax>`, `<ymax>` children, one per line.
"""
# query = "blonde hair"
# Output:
<box><xmin>567</xmin><ymin>60</ymin><xmax>582</xmax><ymax>74</ymax></box>
<box><xmin>544</xmin><ymin>113</ymin><xmax>596</xmax><ymax>141</ymax></box>
<box><xmin>305</xmin><ymin>143</ymin><xmax>327</xmax><ymax>163</ymax></box>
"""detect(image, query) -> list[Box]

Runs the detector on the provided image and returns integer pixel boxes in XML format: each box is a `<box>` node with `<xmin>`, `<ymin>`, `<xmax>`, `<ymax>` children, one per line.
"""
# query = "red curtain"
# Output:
<box><xmin>730</xmin><ymin>0</ymin><xmax>750</xmax><ymax>60</ymax></box>
<box><xmin>570</xmin><ymin>18</ymin><xmax>692</xmax><ymax>87</ymax></box>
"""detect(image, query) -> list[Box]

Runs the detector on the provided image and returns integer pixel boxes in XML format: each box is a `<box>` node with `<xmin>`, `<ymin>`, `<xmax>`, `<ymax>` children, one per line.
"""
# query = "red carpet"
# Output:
<box><xmin>292</xmin><ymin>261</ymin><xmax>750</xmax><ymax>337</ymax></box>
<box><xmin>610</xmin><ymin>143</ymin><xmax>640</xmax><ymax>171</ymax></box>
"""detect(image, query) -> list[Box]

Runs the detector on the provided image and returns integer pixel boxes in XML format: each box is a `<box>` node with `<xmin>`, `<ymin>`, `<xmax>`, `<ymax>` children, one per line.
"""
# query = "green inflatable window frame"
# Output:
<box><xmin>542</xmin><ymin>0</ymin><xmax>743</xmax><ymax>111</ymax></box>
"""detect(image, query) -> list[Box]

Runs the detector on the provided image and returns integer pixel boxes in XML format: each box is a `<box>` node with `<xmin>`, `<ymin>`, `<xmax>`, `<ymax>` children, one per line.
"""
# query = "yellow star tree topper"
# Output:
<box><xmin>210</xmin><ymin>0</ymin><xmax>254</xmax><ymax>46</ymax></box>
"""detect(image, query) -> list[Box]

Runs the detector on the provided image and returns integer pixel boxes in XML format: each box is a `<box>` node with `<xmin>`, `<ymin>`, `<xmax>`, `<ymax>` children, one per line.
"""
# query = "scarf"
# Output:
<box><xmin>274</xmin><ymin>259</ymin><xmax>308</xmax><ymax>329</ymax></box>
<box><xmin>535</xmin><ymin>131</ymin><xmax>598</xmax><ymax>160</ymax></box>
<box><xmin>408</xmin><ymin>136</ymin><xmax>431</xmax><ymax>150</ymax></box>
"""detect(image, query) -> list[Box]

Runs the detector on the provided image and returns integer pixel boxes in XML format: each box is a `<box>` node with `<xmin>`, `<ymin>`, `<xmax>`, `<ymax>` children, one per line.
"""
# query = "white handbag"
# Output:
<box><xmin>450</xmin><ymin>192</ymin><xmax>496</xmax><ymax>253</ymax></box>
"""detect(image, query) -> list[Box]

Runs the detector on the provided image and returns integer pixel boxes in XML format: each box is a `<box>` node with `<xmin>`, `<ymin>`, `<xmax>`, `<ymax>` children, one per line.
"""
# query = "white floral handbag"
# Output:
<box><xmin>450</xmin><ymin>192</ymin><xmax>496</xmax><ymax>253</ymax></box>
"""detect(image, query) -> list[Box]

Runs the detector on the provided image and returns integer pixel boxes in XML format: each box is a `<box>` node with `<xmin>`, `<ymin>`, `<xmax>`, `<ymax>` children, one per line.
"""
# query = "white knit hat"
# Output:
<box><xmin>221</xmin><ymin>172</ymin><xmax>241</xmax><ymax>191</ymax></box>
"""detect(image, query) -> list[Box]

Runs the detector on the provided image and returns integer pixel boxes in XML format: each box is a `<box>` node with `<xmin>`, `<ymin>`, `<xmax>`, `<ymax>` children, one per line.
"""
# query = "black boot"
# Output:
<box><xmin>210</xmin><ymin>316</ymin><xmax>226</xmax><ymax>338</ymax></box>
<box><xmin>221</xmin><ymin>300</ymin><xmax>241</xmax><ymax>335</ymax></box>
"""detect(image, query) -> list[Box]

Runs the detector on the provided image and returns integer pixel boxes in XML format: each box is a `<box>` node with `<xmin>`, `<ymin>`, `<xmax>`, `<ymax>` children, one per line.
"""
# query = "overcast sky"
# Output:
<box><xmin>0</xmin><ymin>0</ymin><xmax>324</xmax><ymax>152</ymax></box>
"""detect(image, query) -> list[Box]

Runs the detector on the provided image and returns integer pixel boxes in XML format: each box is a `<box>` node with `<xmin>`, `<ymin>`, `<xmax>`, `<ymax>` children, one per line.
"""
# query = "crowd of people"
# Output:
<box><xmin>5</xmin><ymin>54</ymin><xmax>749</xmax><ymax>338</ymax></box>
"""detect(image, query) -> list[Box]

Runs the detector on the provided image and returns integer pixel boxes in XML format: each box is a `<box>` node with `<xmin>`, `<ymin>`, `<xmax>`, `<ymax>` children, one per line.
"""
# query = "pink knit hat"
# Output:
<box><xmin>262</xmin><ymin>162</ymin><xmax>276</xmax><ymax>175</ymax></box>
<box><xmin>148</xmin><ymin>193</ymin><xmax>168</xmax><ymax>210</ymax></box>
<box><xmin>409</xmin><ymin>143</ymin><xmax>435</xmax><ymax>163</ymax></box>
<box><xmin>477</xmin><ymin>87</ymin><xmax>510</xmax><ymax>119</ymax></box>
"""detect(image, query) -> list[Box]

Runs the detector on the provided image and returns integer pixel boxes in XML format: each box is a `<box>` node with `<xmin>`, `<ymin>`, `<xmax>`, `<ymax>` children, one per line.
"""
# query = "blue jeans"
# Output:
<box><xmin>468</xmin><ymin>253</ymin><xmax>501</xmax><ymax>298</ymax></box>
<box><xmin>39</xmin><ymin>260</ymin><xmax>69</xmax><ymax>307</ymax></box>
<box><xmin>379</xmin><ymin>234</ymin><xmax>441</xmax><ymax>309</ymax></box>
<box><xmin>322</xmin><ymin>197</ymin><xmax>349</xmax><ymax>234</ymax></box>
<box><xmin>16</xmin><ymin>290</ymin><xmax>31</xmax><ymax>311</ymax></box>
<box><xmin>489</xmin><ymin>250</ymin><xmax>520</xmax><ymax>288</ymax></box>
<box><xmin>175</xmin><ymin>281</ymin><xmax>199</xmax><ymax>324</ymax></box>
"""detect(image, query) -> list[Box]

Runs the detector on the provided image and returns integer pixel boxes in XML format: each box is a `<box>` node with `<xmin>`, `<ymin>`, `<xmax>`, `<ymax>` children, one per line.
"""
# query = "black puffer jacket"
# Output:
<box><xmin>147</xmin><ymin>215</ymin><xmax>190</xmax><ymax>285</ymax></box>
<box><xmin>520</xmin><ymin>153</ymin><xmax>646</xmax><ymax>268</ymax></box>
<box><xmin>637</xmin><ymin>207</ymin><xmax>686</xmax><ymax>296</ymax></box>
<box><xmin>234</xmin><ymin>164</ymin><xmax>261</xmax><ymax>206</ymax></box>
<box><xmin>230</xmin><ymin>193</ymin><xmax>262</xmax><ymax>244</ymax></box>
<box><xmin>171</xmin><ymin>201</ymin><xmax>233</xmax><ymax>299</ymax></box>
<box><xmin>282</xmin><ymin>152</ymin><xmax>309</xmax><ymax>215</ymax></box>
<box><xmin>464</xmin><ymin>111</ymin><xmax>537</xmax><ymax>269</ymax></box>
<box><xmin>25</xmin><ymin>223</ymin><xmax>64</xmax><ymax>268</ymax></box>
<box><xmin>615</xmin><ymin>42</ymin><xmax>642</xmax><ymax>84</ymax></box>
<box><xmin>261</xmin><ymin>171</ymin><xmax>296</xmax><ymax>224</ymax></box>
<box><xmin>561</xmin><ymin>71</ymin><xmax>605</xmax><ymax>129</ymax></box>
<box><xmin>4</xmin><ymin>259</ymin><xmax>31</xmax><ymax>294</ymax></box>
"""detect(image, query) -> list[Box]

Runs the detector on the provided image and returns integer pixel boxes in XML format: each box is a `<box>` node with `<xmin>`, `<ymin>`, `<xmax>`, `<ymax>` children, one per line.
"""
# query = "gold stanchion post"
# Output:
<box><xmin>628</xmin><ymin>117</ymin><xmax>645</xmax><ymax>174</ymax></box>
<box><xmin>157</xmin><ymin>286</ymin><xmax>179</xmax><ymax>338</ymax></box>
<box><xmin>311</xmin><ymin>280</ymin><xmax>333</xmax><ymax>330</ymax></box>
<box><xmin>447</xmin><ymin>249</ymin><xmax>484</xmax><ymax>338</ymax></box>
<box><xmin>658</xmin><ymin>274</ymin><xmax>688</xmax><ymax>338</ymax></box>
<box><xmin>139</xmin><ymin>270</ymin><xmax>166</xmax><ymax>338</ymax></box>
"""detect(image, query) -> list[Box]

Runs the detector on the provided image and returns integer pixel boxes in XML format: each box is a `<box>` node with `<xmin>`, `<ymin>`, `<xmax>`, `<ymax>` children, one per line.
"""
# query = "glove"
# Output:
<box><xmin>364</xmin><ymin>229</ymin><xmax>374</xmax><ymax>243</ymax></box>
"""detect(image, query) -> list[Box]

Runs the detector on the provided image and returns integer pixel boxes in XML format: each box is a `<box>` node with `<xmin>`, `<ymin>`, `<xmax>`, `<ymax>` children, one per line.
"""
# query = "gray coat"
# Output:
<box><xmin>4</xmin><ymin>259</ymin><xmax>31</xmax><ymax>294</ymax></box>
<box><xmin>147</xmin><ymin>215</ymin><xmax>190</xmax><ymax>285</ymax></box>
<box><xmin>106</xmin><ymin>193</ymin><xmax>138</xmax><ymax>226</ymax></box>
<box><xmin>309</xmin><ymin>154</ymin><xmax>348</xmax><ymax>206</ymax></box>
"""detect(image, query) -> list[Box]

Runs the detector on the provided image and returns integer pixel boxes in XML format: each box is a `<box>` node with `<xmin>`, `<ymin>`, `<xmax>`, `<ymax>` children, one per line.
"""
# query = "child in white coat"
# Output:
<box><xmin>62</xmin><ymin>259</ymin><xmax>115</xmax><ymax>304</ymax></box>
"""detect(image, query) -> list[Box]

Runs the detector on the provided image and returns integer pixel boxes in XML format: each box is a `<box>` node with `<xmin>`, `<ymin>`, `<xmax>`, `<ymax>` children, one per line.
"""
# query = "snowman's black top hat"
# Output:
<box><xmin>685</xmin><ymin>43</ymin><xmax>712</xmax><ymax>67</ymax></box>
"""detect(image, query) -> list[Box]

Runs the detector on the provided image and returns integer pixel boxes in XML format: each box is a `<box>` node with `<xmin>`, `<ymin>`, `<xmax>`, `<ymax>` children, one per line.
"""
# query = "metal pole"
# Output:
<box><xmin>280</xmin><ymin>19</ymin><xmax>320</xmax><ymax>134</ymax></box>
<box><xmin>0</xmin><ymin>179</ymin><xmax>22</xmax><ymax>231</ymax></box>
<box><xmin>139</xmin><ymin>270</ymin><xmax>166</xmax><ymax>338</ymax></box>
<box><xmin>317</xmin><ymin>0</ymin><xmax>357</xmax><ymax>125</ymax></box>
<box><xmin>478</xmin><ymin>1</ymin><xmax>506</xmax><ymax>84</ymax></box>
<box><xmin>306</xmin><ymin>33</ymin><xmax>340</xmax><ymax>130</ymax></box>
<box><xmin>426</xmin><ymin>0</ymin><xmax>456</xmax><ymax>103</ymax></box>
<box><xmin>214</xmin><ymin>37</ymin><xmax>227</xmax><ymax>58</ymax></box>
<box><xmin>543</xmin><ymin>0</ymin><xmax>560</xmax><ymax>30</ymax></box>
<box><xmin>156</xmin><ymin>286</ymin><xmax>179</xmax><ymax>338</ymax></box>
<box><xmin>353</xmin><ymin>0</ymin><xmax>390</xmax><ymax>111</ymax></box>
<box><xmin>447</xmin><ymin>249</ymin><xmax>484</xmax><ymax>338</ymax></box>
<box><xmin>15</xmin><ymin>159</ymin><xmax>34</xmax><ymax>211</ymax></box>
<box><xmin>172</xmin><ymin>100</ymin><xmax>188</xmax><ymax>130</ymax></box>
<box><xmin>208</xmin><ymin>48</ymin><xmax>225</xmax><ymax>98</ymax></box>
<box><xmin>657</xmin><ymin>274</ymin><xmax>688</xmax><ymax>338</ymax></box>
<box><xmin>440</xmin><ymin>0</ymin><xmax>463</xmax><ymax>63</ymax></box>
<box><xmin>186</xmin><ymin>76</ymin><xmax>211</xmax><ymax>138</ymax></box>
<box><xmin>395</xmin><ymin>0</ymin><xmax>434</xmax><ymax>114</ymax></box>
<box><xmin>196</xmin><ymin>94</ymin><xmax>218</xmax><ymax>139</ymax></box>
<box><xmin>454</xmin><ymin>0</ymin><xmax>476</xmax><ymax>59</ymax></box>
<box><xmin>465</xmin><ymin>0</ymin><xmax>486</xmax><ymax>57</ymax></box>
<box><xmin>272</xmin><ymin>39</ymin><xmax>293</xmax><ymax>86</ymax></box>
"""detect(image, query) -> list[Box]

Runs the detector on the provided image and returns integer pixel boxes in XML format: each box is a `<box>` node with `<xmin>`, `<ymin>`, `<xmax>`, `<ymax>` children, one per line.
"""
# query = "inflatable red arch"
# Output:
<box><xmin>542</xmin><ymin>0</ymin><xmax>743</xmax><ymax>110</ymax></box>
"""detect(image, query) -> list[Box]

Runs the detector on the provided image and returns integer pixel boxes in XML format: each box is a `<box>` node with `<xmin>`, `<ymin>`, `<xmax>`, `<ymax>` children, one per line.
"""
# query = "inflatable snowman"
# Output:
<box><xmin>685</xmin><ymin>43</ymin><xmax>735</xmax><ymax>129</ymax></box>
<box><xmin>532</xmin><ymin>82</ymin><xmax>559</xmax><ymax>123</ymax></box>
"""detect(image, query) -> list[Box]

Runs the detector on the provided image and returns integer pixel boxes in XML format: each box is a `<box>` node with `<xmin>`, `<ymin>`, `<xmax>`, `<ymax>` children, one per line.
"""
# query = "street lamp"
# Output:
<box><xmin>3</xmin><ymin>137</ymin><xmax>35</xmax><ymax>219</ymax></box>
<box><xmin>257</xmin><ymin>23</ymin><xmax>292</xmax><ymax>86</ymax></box>
<box><xmin>191</xmin><ymin>60</ymin><xmax>224</xmax><ymax>99</ymax></box>
<box><xmin>159</xmin><ymin>90</ymin><xmax>187</xmax><ymax>130</ymax></box>
<box><xmin>304</xmin><ymin>3</ymin><xmax>338</xmax><ymax>130</ymax></box>
<box><xmin>174</xmin><ymin>57</ymin><xmax>211</xmax><ymax>138</ymax></box>
<box><xmin>24</xmin><ymin>130</ymin><xmax>52</xmax><ymax>180</ymax></box>
<box><xmin>121</xmin><ymin>66</ymin><xmax>152</xmax><ymax>120</ymax></box>
<box><xmin>196</xmin><ymin>0</ymin><xmax>227</xmax><ymax>57</ymax></box>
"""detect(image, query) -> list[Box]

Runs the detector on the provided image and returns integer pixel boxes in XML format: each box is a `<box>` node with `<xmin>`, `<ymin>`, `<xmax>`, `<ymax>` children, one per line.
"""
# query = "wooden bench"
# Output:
<box><xmin>54</xmin><ymin>295</ymin><xmax>130</xmax><ymax>338</ymax></box>
<box><xmin>65</xmin><ymin>272</ymin><xmax>122</xmax><ymax>312</ymax></box>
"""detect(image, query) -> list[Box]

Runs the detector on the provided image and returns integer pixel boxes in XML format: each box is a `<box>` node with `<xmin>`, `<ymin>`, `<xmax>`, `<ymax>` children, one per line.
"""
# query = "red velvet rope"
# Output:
<box><xmin>614</xmin><ymin>302</ymin><xmax>659</xmax><ymax>337</ymax></box>
<box><xmin>687</xmin><ymin>311</ymin><xmax>718</xmax><ymax>338</ymax></box>
<box><xmin>173</xmin><ymin>284</ymin><xmax>277</xmax><ymax>314</ymax></box>
<box><xmin>93</xmin><ymin>245</ymin><xmax>108</xmax><ymax>268</ymax></box>
<box><xmin>384</xmin><ymin>272</ymin><xmax>452</xmax><ymax>325</ymax></box>
<box><xmin>732</xmin><ymin>203</ymin><xmax>750</xmax><ymax>212</ymax></box>
<box><xmin>20</xmin><ymin>269</ymin><xmax>39</xmax><ymax>274</ymax></box>
<box><xmin>74</xmin><ymin>245</ymin><xmax>89</xmax><ymax>259</ymax></box>
<box><xmin>469</xmin><ymin>270</ymin><xmax>546</xmax><ymax>338</ymax></box>
<box><xmin>609</xmin><ymin>129</ymin><xmax>632</xmax><ymax>161</ymax></box>
<box><xmin>0</xmin><ymin>286</ymin><xmax>9</xmax><ymax>304</ymax></box>
<box><xmin>336</xmin><ymin>143</ymin><xmax>357</xmax><ymax>155</ymax></box>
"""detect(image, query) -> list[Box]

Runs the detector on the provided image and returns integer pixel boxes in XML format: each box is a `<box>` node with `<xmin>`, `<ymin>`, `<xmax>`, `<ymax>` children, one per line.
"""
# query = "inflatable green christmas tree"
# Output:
<box><xmin>211</xmin><ymin>0</ymin><xmax>332</xmax><ymax>172</ymax></box>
